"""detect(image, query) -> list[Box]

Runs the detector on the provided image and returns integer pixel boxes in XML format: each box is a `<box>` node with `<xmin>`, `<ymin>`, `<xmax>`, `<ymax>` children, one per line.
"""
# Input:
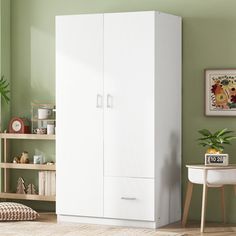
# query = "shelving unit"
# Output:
<box><xmin>0</xmin><ymin>133</ymin><xmax>56</xmax><ymax>202</ymax></box>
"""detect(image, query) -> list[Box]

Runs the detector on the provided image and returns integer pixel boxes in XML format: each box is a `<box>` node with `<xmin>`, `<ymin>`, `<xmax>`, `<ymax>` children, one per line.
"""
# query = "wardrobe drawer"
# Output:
<box><xmin>104</xmin><ymin>177</ymin><xmax>154</xmax><ymax>221</ymax></box>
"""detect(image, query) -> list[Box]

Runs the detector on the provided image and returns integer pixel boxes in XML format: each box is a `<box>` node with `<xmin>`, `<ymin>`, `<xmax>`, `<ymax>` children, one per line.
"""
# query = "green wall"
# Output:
<box><xmin>0</xmin><ymin>0</ymin><xmax>10</xmax><ymax>200</ymax></box>
<box><xmin>8</xmin><ymin>0</ymin><xmax>236</xmax><ymax>221</ymax></box>
<box><xmin>0</xmin><ymin>0</ymin><xmax>10</xmax><ymax>131</ymax></box>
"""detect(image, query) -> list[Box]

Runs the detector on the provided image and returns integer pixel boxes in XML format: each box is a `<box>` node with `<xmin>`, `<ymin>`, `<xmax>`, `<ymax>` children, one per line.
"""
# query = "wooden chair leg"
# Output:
<box><xmin>182</xmin><ymin>181</ymin><xmax>193</xmax><ymax>227</ymax></box>
<box><xmin>220</xmin><ymin>186</ymin><xmax>226</xmax><ymax>224</ymax></box>
<box><xmin>200</xmin><ymin>183</ymin><xmax>208</xmax><ymax>233</ymax></box>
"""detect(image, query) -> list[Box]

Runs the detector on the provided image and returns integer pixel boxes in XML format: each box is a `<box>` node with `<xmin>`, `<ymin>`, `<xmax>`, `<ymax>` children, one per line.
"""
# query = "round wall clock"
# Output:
<box><xmin>9</xmin><ymin>117</ymin><xmax>30</xmax><ymax>134</ymax></box>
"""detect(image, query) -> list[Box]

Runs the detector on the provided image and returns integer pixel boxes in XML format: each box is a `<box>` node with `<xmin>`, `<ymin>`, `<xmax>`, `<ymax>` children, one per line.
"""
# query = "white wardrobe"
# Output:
<box><xmin>56</xmin><ymin>11</ymin><xmax>181</xmax><ymax>228</ymax></box>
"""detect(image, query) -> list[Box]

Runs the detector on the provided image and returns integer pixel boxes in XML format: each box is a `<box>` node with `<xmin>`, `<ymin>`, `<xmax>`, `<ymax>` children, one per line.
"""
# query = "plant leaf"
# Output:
<box><xmin>222</xmin><ymin>141</ymin><xmax>230</xmax><ymax>145</ymax></box>
<box><xmin>199</xmin><ymin>141</ymin><xmax>212</xmax><ymax>146</ymax></box>
<box><xmin>224</xmin><ymin>136</ymin><xmax>236</xmax><ymax>141</ymax></box>
<box><xmin>219</xmin><ymin>130</ymin><xmax>234</xmax><ymax>136</ymax></box>
<box><xmin>211</xmin><ymin>144</ymin><xmax>224</xmax><ymax>152</ymax></box>
<box><xmin>215</xmin><ymin>137</ymin><xmax>224</xmax><ymax>143</ymax></box>
<box><xmin>214</xmin><ymin>128</ymin><xmax>228</xmax><ymax>137</ymax></box>
<box><xmin>197</xmin><ymin>137</ymin><xmax>211</xmax><ymax>141</ymax></box>
<box><xmin>199</xmin><ymin>142</ymin><xmax>208</xmax><ymax>147</ymax></box>
<box><xmin>0</xmin><ymin>75</ymin><xmax>10</xmax><ymax>103</ymax></box>
<box><xmin>198</xmin><ymin>129</ymin><xmax>212</xmax><ymax>137</ymax></box>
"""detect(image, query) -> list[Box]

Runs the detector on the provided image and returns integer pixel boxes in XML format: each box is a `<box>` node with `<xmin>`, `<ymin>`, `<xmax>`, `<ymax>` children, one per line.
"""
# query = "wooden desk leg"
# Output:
<box><xmin>200</xmin><ymin>171</ymin><xmax>208</xmax><ymax>233</ymax></box>
<box><xmin>182</xmin><ymin>181</ymin><xmax>193</xmax><ymax>227</ymax></box>
<box><xmin>220</xmin><ymin>186</ymin><xmax>226</xmax><ymax>224</ymax></box>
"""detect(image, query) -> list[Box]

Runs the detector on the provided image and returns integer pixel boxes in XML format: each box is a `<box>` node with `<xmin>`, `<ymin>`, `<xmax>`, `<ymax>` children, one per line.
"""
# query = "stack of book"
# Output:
<box><xmin>38</xmin><ymin>171</ymin><xmax>56</xmax><ymax>196</ymax></box>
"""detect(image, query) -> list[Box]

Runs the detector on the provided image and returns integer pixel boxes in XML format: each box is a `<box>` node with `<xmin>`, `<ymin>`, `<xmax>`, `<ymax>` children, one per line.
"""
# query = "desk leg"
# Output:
<box><xmin>200</xmin><ymin>171</ymin><xmax>208</xmax><ymax>233</ymax></box>
<box><xmin>220</xmin><ymin>186</ymin><xmax>226</xmax><ymax>224</ymax></box>
<box><xmin>182</xmin><ymin>181</ymin><xmax>193</xmax><ymax>227</ymax></box>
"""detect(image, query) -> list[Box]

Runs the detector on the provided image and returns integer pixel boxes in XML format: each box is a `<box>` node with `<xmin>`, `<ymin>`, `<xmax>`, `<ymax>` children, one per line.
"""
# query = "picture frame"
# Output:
<box><xmin>205</xmin><ymin>153</ymin><xmax>229</xmax><ymax>166</ymax></box>
<box><xmin>205</xmin><ymin>69</ymin><xmax>236</xmax><ymax>116</ymax></box>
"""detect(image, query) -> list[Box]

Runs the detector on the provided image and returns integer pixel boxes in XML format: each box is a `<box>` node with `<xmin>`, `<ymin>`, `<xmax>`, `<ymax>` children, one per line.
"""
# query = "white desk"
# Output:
<box><xmin>182</xmin><ymin>164</ymin><xmax>236</xmax><ymax>233</ymax></box>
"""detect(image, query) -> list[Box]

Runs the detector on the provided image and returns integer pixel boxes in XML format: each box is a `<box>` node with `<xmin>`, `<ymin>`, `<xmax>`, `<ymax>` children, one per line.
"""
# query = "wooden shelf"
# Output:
<box><xmin>0</xmin><ymin>163</ymin><xmax>56</xmax><ymax>171</ymax></box>
<box><xmin>0</xmin><ymin>133</ymin><xmax>55</xmax><ymax>140</ymax></box>
<box><xmin>31</xmin><ymin>118</ymin><xmax>56</xmax><ymax>122</ymax></box>
<box><xmin>0</xmin><ymin>192</ymin><xmax>55</xmax><ymax>201</ymax></box>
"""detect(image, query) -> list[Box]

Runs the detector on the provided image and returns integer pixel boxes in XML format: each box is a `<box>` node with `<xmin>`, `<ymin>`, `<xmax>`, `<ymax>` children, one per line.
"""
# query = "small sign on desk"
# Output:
<box><xmin>205</xmin><ymin>154</ymin><xmax>229</xmax><ymax>166</ymax></box>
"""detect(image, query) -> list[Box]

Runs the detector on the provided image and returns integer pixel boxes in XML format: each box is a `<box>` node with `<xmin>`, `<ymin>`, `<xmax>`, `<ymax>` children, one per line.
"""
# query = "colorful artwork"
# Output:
<box><xmin>205</xmin><ymin>69</ymin><xmax>236</xmax><ymax>116</ymax></box>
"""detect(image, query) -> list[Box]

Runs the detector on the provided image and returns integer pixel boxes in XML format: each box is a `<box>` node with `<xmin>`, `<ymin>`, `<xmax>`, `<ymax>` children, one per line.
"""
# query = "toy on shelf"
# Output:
<box><xmin>20</xmin><ymin>151</ymin><xmax>30</xmax><ymax>164</ymax></box>
<box><xmin>12</xmin><ymin>151</ymin><xmax>30</xmax><ymax>164</ymax></box>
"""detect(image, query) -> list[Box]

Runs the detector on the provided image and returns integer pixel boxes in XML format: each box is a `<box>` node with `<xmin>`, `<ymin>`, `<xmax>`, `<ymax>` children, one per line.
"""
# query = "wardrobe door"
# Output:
<box><xmin>104</xmin><ymin>12</ymin><xmax>155</xmax><ymax>178</ymax></box>
<box><xmin>56</xmin><ymin>14</ymin><xmax>104</xmax><ymax>217</ymax></box>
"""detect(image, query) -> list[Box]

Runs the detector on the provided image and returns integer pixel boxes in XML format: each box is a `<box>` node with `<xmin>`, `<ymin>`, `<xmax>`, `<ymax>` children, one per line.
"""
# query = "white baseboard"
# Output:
<box><xmin>57</xmin><ymin>215</ymin><xmax>157</xmax><ymax>228</ymax></box>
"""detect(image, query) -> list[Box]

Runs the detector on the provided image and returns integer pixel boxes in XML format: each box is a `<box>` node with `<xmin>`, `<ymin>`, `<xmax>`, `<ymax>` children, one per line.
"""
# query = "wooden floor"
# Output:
<box><xmin>39</xmin><ymin>214</ymin><xmax>236</xmax><ymax>235</ymax></box>
<box><xmin>160</xmin><ymin>221</ymin><xmax>236</xmax><ymax>235</ymax></box>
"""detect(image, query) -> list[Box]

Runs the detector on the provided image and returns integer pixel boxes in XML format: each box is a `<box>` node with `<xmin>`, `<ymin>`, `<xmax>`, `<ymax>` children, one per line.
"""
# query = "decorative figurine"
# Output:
<box><xmin>16</xmin><ymin>177</ymin><xmax>26</xmax><ymax>194</ymax></box>
<box><xmin>20</xmin><ymin>151</ymin><xmax>30</xmax><ymax>164</ymax></box>
<box><xmin>13</xmin><ymin>156</ymin><xmax>20</xmax><ymax>163</ymax></box>
<box><xmin>46</xmin><ymin>161</ymin><xmax>55</xmax><ymax>165</ymax></box>
<box><xmin>26</xmin><ymin>184</ymin><xmax>37</xmax><ymax>195</ymax></box>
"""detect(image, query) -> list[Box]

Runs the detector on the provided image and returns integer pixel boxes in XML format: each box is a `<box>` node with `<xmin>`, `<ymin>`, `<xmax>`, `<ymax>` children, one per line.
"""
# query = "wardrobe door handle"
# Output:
<box><xmin>96</xmin><ymin>94</ymin><xmax>103</xmax><ymax>108</ymax></box>
<box><xmin>107</xmin><ymin>94</ymin><xmax>112</xmax><ymax>108</ymax></box>
<box><xmin>121</xmin><ymin>197</ymin><xmax>137</xmax><ymax>200</ymax></box>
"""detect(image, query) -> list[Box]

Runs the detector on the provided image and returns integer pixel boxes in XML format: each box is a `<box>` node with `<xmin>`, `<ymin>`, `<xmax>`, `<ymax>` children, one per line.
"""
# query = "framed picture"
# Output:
<box><xmin>205</xmin><ymin>69</ymin><xmax>236</xmax><ymax>116</ymax></box>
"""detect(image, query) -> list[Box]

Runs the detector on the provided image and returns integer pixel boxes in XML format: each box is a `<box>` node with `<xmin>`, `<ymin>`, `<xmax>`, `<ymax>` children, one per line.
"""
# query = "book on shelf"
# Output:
<box><xmin>38</xmin><ymin>171</ymin><xmax>56</xmax><ymax>196</ymax></box>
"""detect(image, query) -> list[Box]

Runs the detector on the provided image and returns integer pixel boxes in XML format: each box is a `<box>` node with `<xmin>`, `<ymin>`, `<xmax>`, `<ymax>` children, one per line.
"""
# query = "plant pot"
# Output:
<box><xmin>206</xmin><ymin>148</ymin><xmax>222</xmax><ymax>154</ymax></box>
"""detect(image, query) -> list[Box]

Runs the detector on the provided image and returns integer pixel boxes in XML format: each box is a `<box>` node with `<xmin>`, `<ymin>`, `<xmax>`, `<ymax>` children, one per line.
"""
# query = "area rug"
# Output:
<box><xmin>0</xmin><ymin>221</ymin><xmax>184</xmax><ymax>236</ymax></box>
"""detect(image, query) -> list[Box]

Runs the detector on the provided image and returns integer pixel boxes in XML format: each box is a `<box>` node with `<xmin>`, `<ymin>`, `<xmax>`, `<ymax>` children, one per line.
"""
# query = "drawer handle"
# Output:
<box><xmin>121</xmin><ymin>197</ymin><xmax>137</xmax><ymax>200</ymax></box>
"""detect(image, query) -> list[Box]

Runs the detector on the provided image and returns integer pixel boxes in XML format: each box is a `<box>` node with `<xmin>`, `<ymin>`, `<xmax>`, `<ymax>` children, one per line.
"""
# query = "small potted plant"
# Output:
<box><xmin>198</xmin><ymin>128</ymin><xmax>236</xmax><ymax>154</ymax></box>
